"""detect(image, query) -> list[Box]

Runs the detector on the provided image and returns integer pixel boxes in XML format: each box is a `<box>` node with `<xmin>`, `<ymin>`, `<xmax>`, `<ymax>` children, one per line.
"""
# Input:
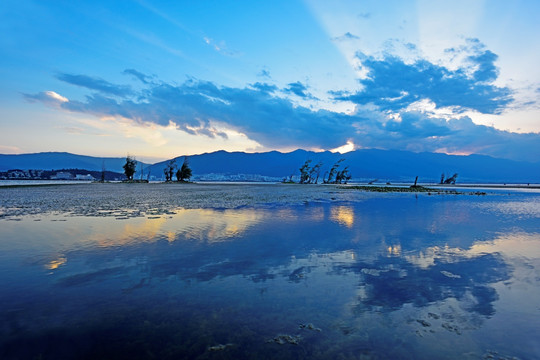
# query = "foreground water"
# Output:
<box><xmin>0</xmin><ymin>184</ymin><xmax>539</xmax><ymax>359</ymax></box>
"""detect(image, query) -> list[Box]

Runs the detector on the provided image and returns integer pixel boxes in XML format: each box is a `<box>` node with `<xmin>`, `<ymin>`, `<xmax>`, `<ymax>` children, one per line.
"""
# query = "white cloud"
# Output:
<box><xmin>23</xmin><ymin>91</ymin><xmax>68</xmax><ymax>106</ymax></box>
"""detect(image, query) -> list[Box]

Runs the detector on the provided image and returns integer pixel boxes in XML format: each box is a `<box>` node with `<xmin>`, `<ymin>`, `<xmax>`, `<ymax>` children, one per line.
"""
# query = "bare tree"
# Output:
<box><xmin>309</xmin><ymin>162</ymin><xmax>323</xmax><ymax>184</ymax></box>
<box><xmin>335</xmin><ymin>166</ymin><xmax>351</xmax><ymax>184</ymax></box>
<box><xmin>164</xmin><ymin>159</ymin><xmax>176</xmax><ymax>182</ymax></box>
<box><xmin>324</xmin><ymin>159</ymin><xmax>345</xmax><ymax>184</ymax></box>
<box><xmin>299</xmin><ymin>160</ymin><xmax>312</xmax><ymax>184</ymax></box>
<box><xmin>443</xmin><ymin>173</ymin><xmax>458</xmax><ymax>184</ymax></box>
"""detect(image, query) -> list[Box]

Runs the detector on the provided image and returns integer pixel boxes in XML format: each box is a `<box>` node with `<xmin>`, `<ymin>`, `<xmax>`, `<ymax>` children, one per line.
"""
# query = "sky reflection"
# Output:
<box><xmin>1</xmin><ymin>194</ymin><xmax>539</xmax><ymax>359</ymax></box>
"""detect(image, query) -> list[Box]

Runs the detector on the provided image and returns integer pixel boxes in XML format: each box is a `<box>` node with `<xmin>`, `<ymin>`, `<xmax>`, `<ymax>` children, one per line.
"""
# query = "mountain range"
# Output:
<box><xmin>1</xmin><ymin>150</ymin><xmax>539</xmax><ymax>183</ymax></box>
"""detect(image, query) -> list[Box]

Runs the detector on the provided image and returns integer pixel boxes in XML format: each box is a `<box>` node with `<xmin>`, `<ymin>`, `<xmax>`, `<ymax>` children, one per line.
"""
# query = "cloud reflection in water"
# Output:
<box><xmin>1</xmin><ymin>195</ymin><xmax>539</xmax><ymax>359</ymax></box>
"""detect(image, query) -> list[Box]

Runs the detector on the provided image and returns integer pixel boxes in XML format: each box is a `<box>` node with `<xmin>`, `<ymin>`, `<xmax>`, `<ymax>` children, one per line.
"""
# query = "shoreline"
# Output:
<box><xmin>430</xmin><ymin>183</ymin><xmax>540</xmax><ymax>189</ymax></box>
<box><xmin>1</xmin><ymin>182</ymin><xmax>538</xmax><ymax>220</ymax></box>
<box><xmin>1</xmin><ymin>179</ymin><xmax>539</xmax><ymax>190</ymax></box>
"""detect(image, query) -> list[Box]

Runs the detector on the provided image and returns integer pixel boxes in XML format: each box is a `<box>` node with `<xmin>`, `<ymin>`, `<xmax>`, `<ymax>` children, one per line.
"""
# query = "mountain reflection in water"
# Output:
<box><xmin>1</xmin><ymin>194</ymin><xmax>539</xmax><ymax>359</ymax></box>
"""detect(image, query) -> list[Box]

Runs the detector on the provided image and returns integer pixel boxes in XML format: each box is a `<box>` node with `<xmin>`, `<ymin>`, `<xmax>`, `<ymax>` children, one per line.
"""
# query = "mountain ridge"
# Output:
<box><xmin>2</xmin><ymin>149</ymin><xmax>539</xmax><ymax>183</ymax></box>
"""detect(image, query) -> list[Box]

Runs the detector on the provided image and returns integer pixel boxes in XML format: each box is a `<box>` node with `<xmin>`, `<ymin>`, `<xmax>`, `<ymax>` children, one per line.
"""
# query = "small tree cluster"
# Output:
<box><xmin>164</xmin><ymin>157</ymin><xmax>193</xmax><ymax>182</ymax></box>
<box><xmin>122</xmin><ymin>155</ymin><xmax>192</xmax><ymax>183</ymax></box>
<box><xmin>176</xmin><ymin>157</ymin><xmax>192</xmax><ymax>182</ymax></box>
<box><xmin>441</xmin><ymin>173</ymin><xmax>458</xmax><ymax>184</ymax></box>
<box><xmin>299</xmin><ymin>160</ymin><xmax>323</xmax><ymax>184</ymax></box>
<box><xmin>334</xmin><ymin>166</ymin><xmax>352</xmax><ymax>184</ymax></box>
<box><xmin>123</xmin><ymin>156</ymin><xmax>137</xmax><ymax>180</ymax></box>
<box><xmin>323</xmin><ymin>159</ymin><xmax>351</xmax><ymax>184</ymax></box>
<box><xmin>299</xmin><ymin>160</ymin><xmax>311</xmax><ymax>183</ymax></box>
<box><xmin>164</xmin><ymin>159</ymin><xmax>176</xmax><ymax>182</ymax></box>
<box><xmin>298</xmin><ymin>159</ymin><xmax>351</xmax><ymax>184</ymax></box>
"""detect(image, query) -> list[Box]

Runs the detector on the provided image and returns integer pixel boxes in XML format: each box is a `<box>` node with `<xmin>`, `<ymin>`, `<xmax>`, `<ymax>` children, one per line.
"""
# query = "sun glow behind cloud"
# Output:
<box><xmin>331</xmin><ymin>140</ymin><xmax>355</xmax><ymax>154</ymax></box>
<box><xmin>46</xmin><ymin>91</ymin><xmax>69</xmax><ymax>103</ymax></box>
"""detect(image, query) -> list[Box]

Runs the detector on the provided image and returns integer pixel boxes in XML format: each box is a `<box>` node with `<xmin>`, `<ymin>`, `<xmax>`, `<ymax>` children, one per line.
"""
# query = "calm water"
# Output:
<box><xmin>1</xmin><ymin>191</ymin><xmax>539</xmax><ymax>359</ymax></box>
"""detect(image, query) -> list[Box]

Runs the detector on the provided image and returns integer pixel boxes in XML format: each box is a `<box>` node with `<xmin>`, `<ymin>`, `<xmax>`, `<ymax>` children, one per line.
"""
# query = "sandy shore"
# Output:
<box><xmin>1</xmin><ymin>182</ymin><xmax>536</xmax><ymax>220</ymax></box>
<box><xmin>0</xmin><ymin>182</ymin><xmax>374</xmax><ymax>219</ymax></box>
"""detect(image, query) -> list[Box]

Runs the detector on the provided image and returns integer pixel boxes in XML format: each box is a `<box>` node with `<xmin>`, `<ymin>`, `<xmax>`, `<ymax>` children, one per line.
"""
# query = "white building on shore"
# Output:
<box><xmin>75</xmin><ymin>174</ymin><xmax>95</xmax><ymax>181</ymax></box>
<box><xmin>51</xmin><ymin>172</ymin><xmax>73</xmax><ymax>180</ymax></box>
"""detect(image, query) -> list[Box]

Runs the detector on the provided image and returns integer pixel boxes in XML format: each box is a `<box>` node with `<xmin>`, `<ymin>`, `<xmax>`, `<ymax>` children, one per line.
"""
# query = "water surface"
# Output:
<box><xmin>1</xmin><ymin>186</ymin><xmax>539</xmax><ymax>359</ymax></box>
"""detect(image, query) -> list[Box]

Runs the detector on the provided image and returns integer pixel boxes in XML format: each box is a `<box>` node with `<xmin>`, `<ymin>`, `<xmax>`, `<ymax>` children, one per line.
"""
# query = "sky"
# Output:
<box><xmin>1</xmin><ymin>0</ymin><xmax>539</xmax><ymax>163</ymax></box>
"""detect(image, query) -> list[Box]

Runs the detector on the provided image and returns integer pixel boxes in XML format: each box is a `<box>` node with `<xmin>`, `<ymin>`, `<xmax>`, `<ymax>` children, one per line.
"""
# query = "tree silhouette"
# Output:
<box><xmin>123</xmin><ymin>156</ymin><xmax>137</xmax><ymax>180</ymax></box>
<box><xmin>309</xmin><ymin>162</ymin><xmax>323</xmax><ymax>184</ymax></box>
<box><xmin>176</xmin><ymin>157</ymin><xmax>192</xmax><ymax>182</ymax></box>
<box><xmin>324</xmin><ymin>159</ymin><xmax>345</xmax><ymax>183</ymax></box>
<box><xmin>299</xmin><ymin>159</ymin><xmax>349</xmax><ymax>184</ymax></box>
<box><xmin>299</xmin><ymin>160</ymin><xmax>312</xmax><ymax>184</ymax></box>
<box><xmin>164</xmin><ymin>159</ymin><xmax>176</xmax><ymax>182</ymax></box>
<box><xmin>443</xmin><ymin>173</ymin><xmax>458</xmax><ymax>184</ymax></box>
<box><xmin>335</xmin><ymin>166</ymin><xmax>351</xmax><ymax>184</ymax></box>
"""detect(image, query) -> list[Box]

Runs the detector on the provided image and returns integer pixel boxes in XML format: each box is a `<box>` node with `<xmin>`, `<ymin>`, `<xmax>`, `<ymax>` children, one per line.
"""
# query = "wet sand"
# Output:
<box><xmin>1</xmin><ymin>181</ymin><xmax>535</xmax><ymax>220</ymax></box>
<box><xmin>0</xmin><ymin>183</ymin><xmax>372</xmax><ymax>219</ymax></box>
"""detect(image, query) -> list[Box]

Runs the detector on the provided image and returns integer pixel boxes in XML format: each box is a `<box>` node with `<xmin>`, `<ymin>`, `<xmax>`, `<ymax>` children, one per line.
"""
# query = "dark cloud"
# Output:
<box><xmin>357</xmin><ymin>12</ymin><xmax>371</xmax><ymax>19</ymax></box>
<box><xmin>257</xmin><ymin>69</ymin><xmax>271</xmax><ymax>78</ymax></box>
<box><xmin>123</xmin><ymin>69</ymin><xmax>151</xmax><ymax>84</ymax></box>
<box><xmin>384</xmin><ymin>112</ymin><xmax>455</xmax><ymax>138</ymax></box>
<box><xmin>467</xmin><ymin>50</ymin><xmax>499</xmax><ymax>83</ymax></box>
<box><xmin>56</xmin><ymin>73</ymin><xmax>133</xmax><ymax>97</ymax></box>
<box><xmin>332</xmin><ymin>32</ymin><xmax>361</xmax><ymax>41</ymax></box>
<box><xmin>250</xmin><ymin>82</ymin><xmax>278</xmax><ymax>94</ymax></box>
<box><xmin>335</xmin><ymin>52</ymin><xmax>512</xmax><ymax>114</ymax></box>
<box><xmin>445</xmin><ymin>39</ymin><xmax>502</xmax><ymax>84</ymax></box>
<box><xmin>54</xmin><ymin>78</ymin><xmax>352</xmax><ymax>149</ymax></box>
<box><xmin>43</xmin><ymin>75</ymin><xmax>538</xmax><ymax>161</ymax></box>
<box><xmin>351</xmin><ymin>112</ymin><xmax>540</xmax><ymax>161</ymax></box>
<box><xmin>284</xmin><ymin>81</ymin><xmax>316</xmax><ymax>99</ymax></box>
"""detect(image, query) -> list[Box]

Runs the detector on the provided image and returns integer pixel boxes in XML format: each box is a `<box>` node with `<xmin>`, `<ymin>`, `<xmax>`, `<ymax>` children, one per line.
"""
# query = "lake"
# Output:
<box><xmin>0</xmin><ymin>184</ymin><xmax>539</xmax><ymax>359</ymax></box>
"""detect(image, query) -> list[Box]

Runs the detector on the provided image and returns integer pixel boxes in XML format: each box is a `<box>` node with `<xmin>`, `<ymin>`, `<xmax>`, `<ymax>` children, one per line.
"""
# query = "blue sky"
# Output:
<box><xmin>1</xmin><ymin>0</ymin><xmax>539</xmax><ymax>162</ymax></box>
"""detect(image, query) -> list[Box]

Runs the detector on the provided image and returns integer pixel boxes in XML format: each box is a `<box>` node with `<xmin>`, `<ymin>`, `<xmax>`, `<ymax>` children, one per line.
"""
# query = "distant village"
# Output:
<box><xmin>0</xmin><ymin>169</ymin><xmax>125</xmax><ymax>181</ymax></box>
<box><xmin>0</xmin><ymin>156</ymin><xmax>459</xmax><ymax>184</ymax></box>
<box><xmin>0</xmin><ymin>168</ymin><xmax>283</xmax><ymax>182</ymax></box>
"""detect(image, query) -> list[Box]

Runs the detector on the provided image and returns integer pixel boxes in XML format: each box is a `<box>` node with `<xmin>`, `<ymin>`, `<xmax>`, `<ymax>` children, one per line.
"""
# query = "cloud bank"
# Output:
<box><xmin>334</xmin><ymin>49</ymin><xmax>511</xmax><ymax>114</ymax></box>
<box><xmin>26</xmin><ymin>40</ymin><xmax>540</xmax><ymax>162</ymax></box>
<box><xmin>55</xmin><ymin>73</ymin><xmax>133</xmax><ymax>97</ymax></box>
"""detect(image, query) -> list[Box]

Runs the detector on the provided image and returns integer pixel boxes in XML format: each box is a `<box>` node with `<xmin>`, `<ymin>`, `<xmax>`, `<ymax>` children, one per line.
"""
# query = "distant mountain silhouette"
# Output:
<box><xmin>150</xmin><ymin>149</ymin><xmax>540</xmax><ymax>183</ymax></box>
<box><xmin>1</xmin><ymin>150</ymin><xmax>539</xmax><ymax>183</ymax></box>
<box><xmin>0</xmin><ymin>152</ymin><xmax>147</xmax><ymax>173</ymax></box>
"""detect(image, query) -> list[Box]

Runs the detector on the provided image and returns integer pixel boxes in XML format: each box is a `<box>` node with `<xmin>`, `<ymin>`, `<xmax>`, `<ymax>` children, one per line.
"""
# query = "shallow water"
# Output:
<box><xmin>0</xmin><ymin>185</ymin><xmax>539</xmax><ymax>359</ymax></box>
